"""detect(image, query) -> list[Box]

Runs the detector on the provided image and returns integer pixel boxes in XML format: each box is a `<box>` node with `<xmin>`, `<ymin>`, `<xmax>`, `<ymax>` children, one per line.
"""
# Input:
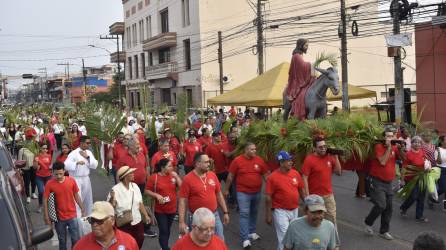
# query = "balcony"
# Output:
<box><xmin>146</xmin><ymin>62</ymin><xmax>178</xmax><ymax>80</ymax></box>
<box><xmin>110</xmin><ymin>51</ymin><xmax>126</xmax><ymax>63</ymax></box>
<box><xmin>143</xmin><ymin>32</ymin><xmax>177</xmax><ymax>51</ymax></box>
<box><xmin>109</xmin><ymin>22</ymin><xmax>124</xmax><ymax>35</ymax></box>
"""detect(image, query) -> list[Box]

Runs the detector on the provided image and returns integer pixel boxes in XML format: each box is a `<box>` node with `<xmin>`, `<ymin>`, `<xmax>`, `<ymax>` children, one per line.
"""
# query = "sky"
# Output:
<box><xmin>0</xmin><ymin>0</ymin><xmax>123</xmax><ymax>89</ymax></box>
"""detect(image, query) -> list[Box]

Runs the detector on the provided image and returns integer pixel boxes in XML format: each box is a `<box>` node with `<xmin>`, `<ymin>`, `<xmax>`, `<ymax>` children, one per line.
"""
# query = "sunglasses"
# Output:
<box><xmin>87</xmin><ymin>216</ymin><xmax>109</xmax><ymax>225</ymax></box>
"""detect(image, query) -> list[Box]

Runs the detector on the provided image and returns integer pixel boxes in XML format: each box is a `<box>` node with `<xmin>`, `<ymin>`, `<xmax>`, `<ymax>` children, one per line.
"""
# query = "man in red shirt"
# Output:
<box><xmin>224</xmin><ymin>142</ymin><xmax>270</xmax><ymax>248</ymax></box>
<box><xmin>73</xmin><ymin>201</ymin><xmax>139</xmax><ymax>250</ymax></box>
<box><xmin>206</xmin><ymin>132</ymin><xmax>228</xmax><ymax>182</ymax></box>
<box><xmin>182</xmin><ymin>129</ymin><xmax>202</xmax><ymax>174</ymax></box>
<box><xmin>179</xmin><ymin>152</ymin><xmax>230</xmax><ymax>241</ymax></box>
<box><xmin>265</xmin><ymin>151</ymin><xmax>305</xmax><ymax>250</ymax></box>
<box><xmin>173</xmin><ymin>207</ymin><xmax>228</xmax><ymax>250</ymax></box>
<box><xmin>116</xmin><ymin>136</ymin><xmax>148</xmax><ymax>193</ymax></box>
<box><xmin>162</xmin><ymin>128</ymin><xmax>181</xmax><ymax>156</ymax></box>
<box><xmin>301</xmin><ymin>136</ymin><xmax>341</xmax><ymax>226</ymax></box>
<box><xmin>364</xmin><ymin>130</ymin><xmax>405</xmax><ymax>240</ymax></box>
<box><xmin>151</xmin><ymin>139</ymin><xmax>178</xmax><ymax>171</ymax></box>
<box><xmin>43</xmin><ymin>162</ymin><xmax>85</xmax><ymax>250</ymax></box>
<box><xmin>107</xmin><ymin>132</ymin><xmax>127</xmax><ymax>184</ymax></box>
<box><xmin>198</xmin><ymin>127</ymin><xmax>213</xmax><ymax>150</ymax></box>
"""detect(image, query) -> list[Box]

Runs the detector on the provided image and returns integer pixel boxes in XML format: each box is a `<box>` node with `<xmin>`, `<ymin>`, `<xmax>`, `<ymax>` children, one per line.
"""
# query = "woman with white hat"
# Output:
<box><xmin>108</xmin><ymin>165</ymin><xmax>151</xmax><ymax>248</ymax></box>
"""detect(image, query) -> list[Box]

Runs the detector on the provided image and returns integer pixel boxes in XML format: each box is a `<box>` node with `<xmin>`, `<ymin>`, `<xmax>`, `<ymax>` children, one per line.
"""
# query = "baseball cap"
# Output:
<box><xmin>305</xmin><ymin>194</ymin><xmax>327</xmax><ymax>212</ymax></box>
<box><xmin>277</xmin><ymin>150</ymin><xmax>292</xmax><ymax>161</ymax></box>
<box><xmin>89</xmin><ymin>201</ymin><xmax>115</xmax><ymax>220</ymax></box>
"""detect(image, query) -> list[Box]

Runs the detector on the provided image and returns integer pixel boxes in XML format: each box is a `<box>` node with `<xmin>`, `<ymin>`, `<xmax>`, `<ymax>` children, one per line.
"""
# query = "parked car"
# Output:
<box><xmin>0</xmin><ymin>141</ymin><xmax>53</xmax><ymax>249</ymax></box>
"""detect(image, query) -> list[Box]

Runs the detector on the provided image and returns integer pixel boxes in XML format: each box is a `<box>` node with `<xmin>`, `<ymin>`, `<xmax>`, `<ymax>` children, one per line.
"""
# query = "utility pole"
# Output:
<box><xmin>392</xmin><ymin>0</ymin><xmax>404</xmax><ymax>124</ymax></box>
<box><xmin>257</xmin><ymin>0</ymin><xmax>265</xmax><ymax>75</ymax></box>
<box><xmin>57</xmin><ymin>62</ymin><xmax>72</xmax><ymax>80</ymax></box>
<box><xmin>218</xmin><ymin>31</ymin><xmax>224</xmax><ymax>94</ymax></box>
<box><xmin>340</xmin><ymin>0</ymin><xmax>350</xmax><ymax>111</ymax></box>
<box><xmin>100</xmin><ymin>35</ymin><xmax>123</xmax><ymax>109</ymax></box>
<box><xmin>82</xmin><ymin>59</ymin><xmax>87</xmax><ymax>101</ymax></box>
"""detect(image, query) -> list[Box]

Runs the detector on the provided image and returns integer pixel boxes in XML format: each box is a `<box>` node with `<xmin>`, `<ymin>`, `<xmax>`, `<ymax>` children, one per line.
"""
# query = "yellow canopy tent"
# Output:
<box><xmin>207</xmin><ymin>62</ymin><xmax>376</xmax><ymax>107</ymax></box>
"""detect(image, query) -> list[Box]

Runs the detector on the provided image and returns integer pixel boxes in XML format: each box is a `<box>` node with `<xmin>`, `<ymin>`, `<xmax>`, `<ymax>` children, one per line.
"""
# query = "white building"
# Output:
<box><xmin>118</xmin><ymin>0</ymin><xmax>419</xmax><ymax>109</ymax></box>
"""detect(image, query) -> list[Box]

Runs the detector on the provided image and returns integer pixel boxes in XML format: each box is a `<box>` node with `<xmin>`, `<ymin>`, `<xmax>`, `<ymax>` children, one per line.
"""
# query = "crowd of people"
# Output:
<box><xmin>2</xmin><ymin>107</ymin><xmax>446</xmax><ymax>250</ymax></box>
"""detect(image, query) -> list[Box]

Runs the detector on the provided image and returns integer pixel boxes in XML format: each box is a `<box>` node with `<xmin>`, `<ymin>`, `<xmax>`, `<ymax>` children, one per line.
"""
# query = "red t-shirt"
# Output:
<box><xmin>403</xmin><ymin>150</ymin><xmax>425</xmax><ymax>181</ymax></box>
<box><xmin>222</xmin><ymin>142</ymin><xmax>236</xmax><ymax>165</ymax></box>
<box><xmin>112</xmin><ymin>142</ymin><xmax>126</xmax><ymax>166</ymax></box>
<box><xmin>228</xmin><ymin>155</ymin><xmax>268</xmax><ymax>193</ymax></box>
<box><xmin>36</xmin><ymin>153</ymin><xmax>52</xmax><ymax>177</ymax></box>
<box><xmin>169</xmin><ymin>137</ymin><xmax>181</xmax><ymax>156</ymax></box>
<box><xmin>220</xmin><ymin>132</ymin><xmax>228</xmax><ymax>144</ymax></box>
<box><xmin>55</xmin><ymin>154</ymin><xmax>68</xmax><ymax>164</ymax></box>
<box><xmin>73</xmin><ymin>229</ymin><xmax>139</xmax><ymax>250</ymax></box>
<box><xmin>265</xmin><ymin>169</ymin><xmax>304</xmax><ymax>209</ymax></box>
<box><xmin>146</xmin><ymin>173</ymin><xmax>178</xmax><ymax>214</ymax></box>
<box><xmin>173</xmin><ymin>234</ymin><xmax>228</xmax><ymax>250</ymax></box>
<box><xmin>151</xmin><ymin>150</ymin><xmax>178</xmax><ymax>170</ymax></box>
<box><xmin>301</xmin><ymin>154</ymin><xmax>336</xmax><ymax>196</ymax></box>
<box><xmin>183</xmin><ymin>141</ymin><xmax>202</xmax><ymax>166</ymax></box>
<box><xmin>369</xmin><ymin>144</ymin><xmax>400</xmax><ymax>182</ymax></box>
<box><xmin>43</xmin><ymin>176</ymin><xmax>79</xmax><ymax>220</ymax></box>
<box><xmin>116</xmin><ymin>152</ymin><xmax>147</xmax><ymax>185</ymax></box>
<box><xmin>205</xmin><ymin>143</ymin><xmax>227</xmax><ymax>174</ymax></box>
<box><xmin>198</xmin><ymin>136</ymin><xmax>212</xmax><ymax>149</ymax></box>
<box><xmin>179</xmin><ymin>171</ymin><xmax>221</xmax><ymax>213</ymax></box>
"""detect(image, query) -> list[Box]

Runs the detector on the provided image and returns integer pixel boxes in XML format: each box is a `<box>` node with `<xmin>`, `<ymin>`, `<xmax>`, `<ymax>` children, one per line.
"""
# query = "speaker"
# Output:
<box><xmin>389</xmin><ymin>88</ymin><xmax>412</xmax><ymax>124</ymax></box>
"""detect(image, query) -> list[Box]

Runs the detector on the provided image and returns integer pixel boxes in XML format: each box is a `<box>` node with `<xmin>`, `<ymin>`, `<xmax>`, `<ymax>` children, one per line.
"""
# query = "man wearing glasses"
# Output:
<box><xmin>173</xmin><ymin>207</ymin><xmax>228</xmax><ymax>250</ymax></box>
<box><xmin>43</xmin><ymin>162</ymin><xmax>85</xmax><ymax>250</ymax></box>
<box><xmin>73</xmin><ymin>201</ymin><xmax>139</xmax><ymax>250</ymax></box>
<box><xmin>301</xmin><ymin>136</ymin><xmax>341</xmax><ymax>225</ymax></box>
<box><xmin>65</xmin><ymin>136</ymin><xmax>98</xmax><ymax>216</ymax></box>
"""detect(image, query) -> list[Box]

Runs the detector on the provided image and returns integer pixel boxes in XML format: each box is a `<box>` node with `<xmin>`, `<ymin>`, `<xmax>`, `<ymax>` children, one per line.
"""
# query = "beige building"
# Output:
<box><xmin>118</xmin><ymin>0</ymin><xmax>417</xmax><ymax>109</ymax></box>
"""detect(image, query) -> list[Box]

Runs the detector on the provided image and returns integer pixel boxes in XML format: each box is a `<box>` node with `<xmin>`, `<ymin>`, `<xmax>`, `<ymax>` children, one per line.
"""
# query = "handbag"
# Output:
<box><xmin>115</xmin><ymin>190</ymin><xmax>134</xmax><ymax>227</ymax></box>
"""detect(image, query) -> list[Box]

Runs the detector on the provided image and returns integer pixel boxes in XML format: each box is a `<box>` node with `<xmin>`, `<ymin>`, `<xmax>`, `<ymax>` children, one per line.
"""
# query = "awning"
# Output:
<box><xmin>207</xmin><ymin>62</ymin><xmax>376</xmax><ymax>107</ymax></box>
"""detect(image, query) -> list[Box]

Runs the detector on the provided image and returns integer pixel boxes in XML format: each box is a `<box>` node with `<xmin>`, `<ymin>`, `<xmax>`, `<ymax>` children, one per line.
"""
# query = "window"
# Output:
<box><xmin>141</xmin><ymin>53</ymin><xmax>146</xmax><ymax>78</ymax></box>
<box><xmin>126</xmin><ymin>27</ymin><xmax>131</xmax><ymax>48</ymax></box>
<box><xmin>132</xmin><ymin>24</ymin><xmax>137</xmax><ymax>46</ymax></box>
<box><xmin>145</xmin><ymin>0</ymin><xmax>150</xmax><ymax>6</ymax></box>
<box><xmin>183</xmin><ymin>39</ymin><xmax>191</xmax><ymax>70</ymax></box>
<box><xmin>146</xmin><ymin>16</ymin><xmax>152</xmax><ymax>39</ymax></box>
<box><xmin>148</xmin><ymin>52</ymin><xmax>153</xmax><ymax>66</ymax></box>
<box><xmin>134</xmin><ymin>55</ymin><xmax>139</xmax><ymax>79</ymax></box>
<box><xmin>160</xmin><ymin>8</ymin><xmax>169</xmax><ymax>33</ymax></box>
<box><xmin>139</xmin><ymin>20</ymin><xmax>144</xmax><ymax>43</ymax></box>
<box><xmin>128</xmin><ymin>57</ymin><xmax>133</xmax><ymax>79</ymax></box>
<box><xmin>159</xmin><ymin>48</ymin><xmax>170</xmax><ymax>64</ymax></box>
<box><xmin>182</xmin><ymin>0</ymin><xmax>190</xmax><ymax>27</ymax></box>
<box><xmin>131</xmin><ymin>6</ymin><xmax>136</xmax><ymax>14</ymax></box>
<box><xmin>138</xmin><ymin>1</ymin><xmax>143</xmax><ymax>10</ymax></box>
<box><xmin>126</xmin><ymin>10</ymin><xmax>130</xmax><ymax>18</ymax></box>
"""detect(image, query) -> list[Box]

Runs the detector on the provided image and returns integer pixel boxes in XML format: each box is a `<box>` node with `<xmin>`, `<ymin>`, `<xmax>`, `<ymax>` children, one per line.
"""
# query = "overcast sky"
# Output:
<box><xmin>0</xmin><ymin>0</ymin><xmax>122</xmax><ymax>89</ymax></box>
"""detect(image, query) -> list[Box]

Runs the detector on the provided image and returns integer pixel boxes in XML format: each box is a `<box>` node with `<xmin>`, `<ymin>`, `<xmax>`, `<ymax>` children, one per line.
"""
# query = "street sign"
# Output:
<box><xmin>385</xmin><ymin>33</ymin><xmax>412</xmax><ymax>47</ymax></box>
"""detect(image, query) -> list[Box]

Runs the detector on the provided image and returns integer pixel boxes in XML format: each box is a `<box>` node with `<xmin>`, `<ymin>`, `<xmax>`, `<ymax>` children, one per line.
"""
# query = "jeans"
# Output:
<box><xmin>36</xmin><ymin>175</ymin><xmax>52</xmax><ymax>206</ymax></box>
<box><xmin>217</xmin><ymin>172</ymin><xmax>236</xmax><ymax>205</ymax></box>
<box><xmin>237</xmin><ymin>191</ymin><xmax>261</xmax><ymax>242</ymax></box>
<box><xmin>54</xmin><ymin>218</ymin><xmax>80</xmax><ymax>250</ymax></box>
<box><xmin>187</xmin><ymin>210</ymin><xmax>225</xmax><ymax>241</ymax></box>
<box><xmin>273</xmin><ymin>208</ymin><xmax>299</xmax><ymax>250</ymax></box>
<box><xmin>22</xmin><ymin>168</ymin><xmax>36</xmax><ymax>198</ymax></box>
<box><xmin>400</xmin><ymin>182</ymin><xmax>426</xmax><ymax>219</ymax></box>
<box><xmin>365</xmin><ymin>177</ymin><xmax>393</xmax><ymax>234</ymax></box>
<box><xmin>438</xmin><ymin>168</ymin><xmax>446</xmax><ymax>200</ymax></box>
<box><xmin>155</xmin><ymin>213</ymin><xmax>175</xmax><ymax>250</ymax></box>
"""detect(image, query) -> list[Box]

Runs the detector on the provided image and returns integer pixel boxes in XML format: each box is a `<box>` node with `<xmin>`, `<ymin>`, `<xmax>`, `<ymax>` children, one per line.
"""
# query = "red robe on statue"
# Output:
<box><xmin>286</xmin><ymin>53</ymin><xmax>315</xmax><ymax>120</ymax></box>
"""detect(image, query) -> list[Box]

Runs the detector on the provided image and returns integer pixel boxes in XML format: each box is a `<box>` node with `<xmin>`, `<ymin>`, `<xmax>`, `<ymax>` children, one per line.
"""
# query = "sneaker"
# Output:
<box><xmin>242</xmin><ymin>240</ymin><xmax>251</xmax><ymax>249</ymax></box>
<box><xmin>416</xmin><ymin>217</ymin><xmax>429</xmax><ymax>223</ymax></box>
<box><xmin>32</xmin><ymin>193</ymin><xmax>38</xmax><ymax>199</ymax></box>
<box><xmin>400</xmin><ymin>209</ymin><xmax>407</xmax><ymax>217</ymax></box>
<box><xmin>248</xmin><ymin>233</ymin><xmax>260</xmax><ymax>241</ymax></box>
<box><xmin>144</xmin><ymin>229</ymin><xmax>157</xmax><ymax>238</ymax></box>
<box><xmin>379</xmin><ymin>232</ymin><xmax>394</xmax><ymax>240</ymax></box>
<box><xmin>26</xmin><ymin>197</ymin><xmax>31</xmax><ymax>203</ymax></box>
<box><xmin>364</xmin><ymin>224</ymin><xmax>374</xmax><ymax>235</ymax></box>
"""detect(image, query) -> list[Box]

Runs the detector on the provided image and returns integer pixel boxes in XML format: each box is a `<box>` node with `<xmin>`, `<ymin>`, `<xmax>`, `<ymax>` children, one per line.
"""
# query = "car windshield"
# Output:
<box><xmin>0</xmin><ymin>186</ymin><xmax>20</xmax><ymax>250</ymax></box>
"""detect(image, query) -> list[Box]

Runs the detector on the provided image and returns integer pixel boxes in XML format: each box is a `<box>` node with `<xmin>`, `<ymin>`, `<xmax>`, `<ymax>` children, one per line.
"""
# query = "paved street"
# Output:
<box><xmin>30</xmin><ymin>169</ymin><xmax>446</xmax><ymax>250</ymax></box>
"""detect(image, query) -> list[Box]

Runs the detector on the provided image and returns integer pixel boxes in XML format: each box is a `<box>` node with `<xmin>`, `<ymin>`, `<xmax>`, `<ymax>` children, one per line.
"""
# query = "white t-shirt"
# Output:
<box><xmin>435</xmin><ymin>148</ymin><xmax>446</xmax><ymax>168</ymax></box>
<box><xmin>108</xmin><ymin>182</ymin><xmax>143</xmax><ymax>225</ymax></box>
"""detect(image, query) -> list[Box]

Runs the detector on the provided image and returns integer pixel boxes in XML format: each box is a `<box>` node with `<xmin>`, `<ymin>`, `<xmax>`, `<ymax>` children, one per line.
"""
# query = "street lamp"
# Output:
<box><xmin>88</xmin><ymin>44</ymin><xmax>122</xmax><ymax>109</ymax></box>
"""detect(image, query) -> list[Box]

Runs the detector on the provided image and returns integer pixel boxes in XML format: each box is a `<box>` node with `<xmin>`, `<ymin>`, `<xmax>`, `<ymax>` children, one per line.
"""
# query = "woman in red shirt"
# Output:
<box><xmin>34</xmin><ymin>143</ymin><xmax>52</xmax><ymax>212</ymax></box>
<box><xmin>400</xmin><ymin>136</ymin><xmax>428</xmax><ymax>222</ymax></box>
<box><xmin>69</xmin><ymin>123</ymin><xmax>82</xmax><ymax>149</ymax></box>
<box><xmin>56</xmin><ymin>143</ymin><xmax>71</xmax><ymax>176</ymax></box>
<box><xmin>182</xmin><ymin>129</ymin><xmax>202</xmax><ymax>174</ymax></box>
<box><xmin>145</xmin><ymin>158</ymin><xmax>182</xmax><ymax>250</ymax></box>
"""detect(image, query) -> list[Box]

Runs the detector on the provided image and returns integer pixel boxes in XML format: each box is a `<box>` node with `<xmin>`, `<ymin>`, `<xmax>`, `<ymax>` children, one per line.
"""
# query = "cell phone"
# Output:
<box><xmin>163</xmin><ymin>196</ymin><xmax>171</xmax><ymax>203</ymax></box>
